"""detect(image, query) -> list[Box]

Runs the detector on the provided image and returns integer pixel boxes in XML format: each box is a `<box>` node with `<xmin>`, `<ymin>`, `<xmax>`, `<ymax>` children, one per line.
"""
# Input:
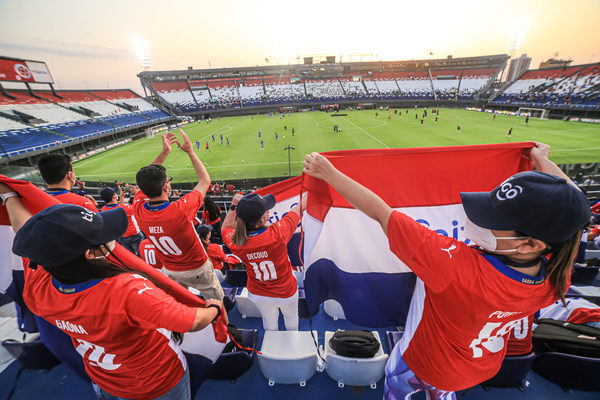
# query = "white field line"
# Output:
<box><xmin>339</xmin><ymin>117</ymin><xmax>389</xmax><ymax>148</ymax></box>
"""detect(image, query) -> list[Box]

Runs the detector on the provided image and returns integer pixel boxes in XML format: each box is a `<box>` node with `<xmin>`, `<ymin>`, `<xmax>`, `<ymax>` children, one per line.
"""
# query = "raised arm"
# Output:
<box><xmin>529</xmin><ymin>142</ymin><xmax>580</xmax><ymax>191</ymax></box>
<box><xmin>303</xmin><ymin>152</ymin><xmax>393</xmax><ymax>234</ymax></box>
<box><xmin>150</xmin><ymin>132</ymin><xmax>177</xmax><ymax>166</ymax></box>
<box><xmin>0</xmin><ymin>183</ymin><xmax>32</xmax><ymax>232</ymax></box>
<box><xmin>176</xmin><ymin>129</ymin><xmax>211</xmax><ymax>196</ymax></box>
<box><xmin>222</xmin><ymin>193</ymin><xmax>243</xmax><ymax>230</ymax></box>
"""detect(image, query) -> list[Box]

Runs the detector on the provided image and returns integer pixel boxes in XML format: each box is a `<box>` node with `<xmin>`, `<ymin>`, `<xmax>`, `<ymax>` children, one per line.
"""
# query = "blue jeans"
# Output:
<box><xmin>93</xmin><ymin>368</ymin><xmax>190</xmax><ymax>400</ymax></box>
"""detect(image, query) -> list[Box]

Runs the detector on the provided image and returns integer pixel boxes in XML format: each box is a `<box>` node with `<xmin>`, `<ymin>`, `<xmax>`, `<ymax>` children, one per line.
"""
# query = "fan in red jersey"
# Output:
<box><xmin>38</xmin><ymin>154</ymin><xmax>98</xmax><ymax>212</ymax></box>
<box><xmin>133</xmin><ymin>130</ymin><xmax>224</xmax><ymax>300</ymax></box>
<box><xmin>222</xmin><ymin>192</ymin><xmax>306</xmax><ymax>331</ymax></box>
<box><xmin>303</xmin><ymin>142</ymin><xmax>590</xmax><ymax>400</ymax></box>
<box><xmin>0</xmin><ymin>185</ymin><xmax>223</xmax><ymax>400</ymax></box>
<box><xmin>100</xmin><ymin>186</ymin><xmax>144</xmax><ymax>256</ymax></box>
<box><xmin>138</xmin><ymin>238</ymin><xmax>162</xmax><ymax>269</ymax></box>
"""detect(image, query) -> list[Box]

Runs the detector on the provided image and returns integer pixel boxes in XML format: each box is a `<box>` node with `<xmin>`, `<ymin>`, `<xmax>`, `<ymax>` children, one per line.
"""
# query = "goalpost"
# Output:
<box><xmin>145</xmin><ymin>123</ymin><xmax>167</xmax><ymax>139</ymax></box>
<box><xmin>517</xmin><ymin>107</ymin><xmax>549</xmax><ymax>120</ymax></box>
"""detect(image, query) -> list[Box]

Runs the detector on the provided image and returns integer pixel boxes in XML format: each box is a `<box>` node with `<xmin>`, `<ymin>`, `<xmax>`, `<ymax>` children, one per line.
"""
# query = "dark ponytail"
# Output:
<box><xmin>546</xmin><ymin>230</ymin><xmax>583</xmax><ymax>305</ymax></box>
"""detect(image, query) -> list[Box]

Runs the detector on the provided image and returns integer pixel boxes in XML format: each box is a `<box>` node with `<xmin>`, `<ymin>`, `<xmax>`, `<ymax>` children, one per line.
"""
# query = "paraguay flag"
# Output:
<box><xmin>302</xmin><ymin>143</ymin><xmax>534</xmax><ymax>327</ymax></box>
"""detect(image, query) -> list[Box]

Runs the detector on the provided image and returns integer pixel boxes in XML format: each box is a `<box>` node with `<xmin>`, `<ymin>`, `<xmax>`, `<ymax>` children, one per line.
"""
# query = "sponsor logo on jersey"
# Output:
<box><xmin>441</xmin><ymin>244</ymin><xmax>457</xmax><ymax>258</ymax></box>
<box><xmin>488</xmin><ymin>310</ymin><xmax>520</xmax><ymax>319</ymax></box>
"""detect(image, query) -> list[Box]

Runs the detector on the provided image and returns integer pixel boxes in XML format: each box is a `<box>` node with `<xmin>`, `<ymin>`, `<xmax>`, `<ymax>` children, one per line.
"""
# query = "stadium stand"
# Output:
<box><xmin>491</xmin><ymin>64</ymin><xmax>600</xmax><ymax>108</ymax></box>
<box><xmin>305</xmin><ymin>79</ymin><xmax>345</xmax><ymax>101</ymax></box>
<box><xmin>238</xmin><ymin>78</ymin><xmax>265</xmax><ymax>106</ymax></box>
<box><xmin>0</xmin><ymin>88</ymin><xmax>171</xmax><ymax>158</ymax></box>
<box><xmin>394</xmin><ymin>71</ymin><xmax>433</xmax><ymax>99</ymax></box>
<box><xmin>151</xmin><ymin>81</ymin><xmax>198</xmax><ymax>112</ymax></box>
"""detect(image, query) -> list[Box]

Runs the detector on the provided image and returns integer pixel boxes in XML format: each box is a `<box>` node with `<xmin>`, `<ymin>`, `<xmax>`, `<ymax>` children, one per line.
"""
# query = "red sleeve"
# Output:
<box><xmin>208</xmin><ymin>244</ymin><xmax>227</xmax><ymax>263</ymax></box>
<box><xmin>175</xmin><ymin>190</ymin><xmax>203</xmax><ymax>219</ymax></box>
<box><xmin>122</xmin><ymin>275</ymin><xmax>196</xmax><ymax>333</ymax></box>
<box><xmin>271</xmin><ymin>211</ymin><xmax>300</xmax><ymax>243</ymax></box>
<box><xmin>222</xmin><ymin>227</ymin><xmax>234</xmax><ymax>247</ymax></box>
<box><xmin>132</xmin><ymin>189</ymin><xmax>147</xmax><ymax>205</ymax></box>
<box><xmin>387</xmin><ymin>211</ymin><xmax>477</xmax><ymax>292</ymax></box>
<box><xmin>83</xmin><ymin>199</ymin><xmax>99</xmax><ymax>213</ymax></box>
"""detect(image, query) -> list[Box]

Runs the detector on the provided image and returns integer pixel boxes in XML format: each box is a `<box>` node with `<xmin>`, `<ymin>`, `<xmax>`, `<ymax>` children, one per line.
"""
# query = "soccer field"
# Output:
<box><xmin>73</xmin><ymin>108</ymin><xmax>600</xmax><ymax>183</ymax></box>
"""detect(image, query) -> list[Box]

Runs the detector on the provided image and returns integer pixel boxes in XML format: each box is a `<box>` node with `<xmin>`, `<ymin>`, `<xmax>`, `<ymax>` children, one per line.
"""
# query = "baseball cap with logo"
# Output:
<box><xmin>100</xmin><ymin>187</ymin><xmax>116</xmax><ymax>203</ymax></box>
<box><xmin>460</xmin><ymin>171</ymin><xmax>590</xmax><ymax>243</ymax></box>
<box><xmin>236</xmin><ymin>193</ymin><xmax>276</xmax><ymax>223</ymax></box>
<box><xmin>13</xmin><ymin>204</ymin><xmax>127</xmax><ymax>267</ymax></box>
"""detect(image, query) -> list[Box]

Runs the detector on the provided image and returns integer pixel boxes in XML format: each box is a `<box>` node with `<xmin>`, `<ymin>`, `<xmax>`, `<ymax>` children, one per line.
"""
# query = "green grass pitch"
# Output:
<box><xmin>73</xmin><ymin>108</ymin><xmax>600</xmax><ymax>183</ymax></box>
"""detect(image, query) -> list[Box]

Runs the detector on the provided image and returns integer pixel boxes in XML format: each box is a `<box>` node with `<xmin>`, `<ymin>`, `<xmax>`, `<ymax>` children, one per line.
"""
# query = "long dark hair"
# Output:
<box><xmin>203</xmin><ymin>195</ymin><xmax>221</xmax><ymax>221</ymax></box>
<box><xmin>546</xmin><ymin>230</ymin><xmax>584</xmax><ymax>305</ymax></box>
<box><xmin>231</xmin><ymin>217</ymin><xmax>261</xmax><ymax>247</ymax></box>
<box><xmin>42</xmin><ymin>244</ymin><xmax>185</xmax><ymax>342</ymax></box>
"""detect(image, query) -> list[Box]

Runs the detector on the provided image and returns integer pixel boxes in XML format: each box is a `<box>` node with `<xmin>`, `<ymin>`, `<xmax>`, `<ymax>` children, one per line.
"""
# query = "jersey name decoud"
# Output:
<box><xmin>149</xmin><ymin>226</ymin><xmax>164</xmax><ymax>234</ymax></box>
<box><xmin>247</xmin><ymin>251</ymin><xmax>269</xmax><ymax>261</ymax></box>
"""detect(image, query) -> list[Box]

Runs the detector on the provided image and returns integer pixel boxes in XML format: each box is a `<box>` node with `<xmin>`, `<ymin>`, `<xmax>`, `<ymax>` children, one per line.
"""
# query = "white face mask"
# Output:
<box><xmin>464</xmin><ymin>217</ymin><xmax>529</xmax><ymax>253</ymax></box>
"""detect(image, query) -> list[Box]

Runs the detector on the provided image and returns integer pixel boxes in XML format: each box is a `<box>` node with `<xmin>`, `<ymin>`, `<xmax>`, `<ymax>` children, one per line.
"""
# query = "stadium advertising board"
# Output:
<box><xmin>0</xmin><ymin>57</ymin><xmax>54</xmax><ymax>83</ymax></box>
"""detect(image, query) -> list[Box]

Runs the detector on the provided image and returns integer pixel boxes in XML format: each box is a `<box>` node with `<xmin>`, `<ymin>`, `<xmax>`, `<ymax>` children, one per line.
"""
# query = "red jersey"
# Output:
<box><xmin>101</xmin><ymin>204</ymin><xmax>140</xmax><ymax>237</ymax></box>
<box><xmin>202</xmin><ymin>208</ymin><xmax>222</xmax><ymax>225</ymax></box>
<box><xmin>47</xmin><ymin>189</ymin><xmax>98</xmax><ymax>212</ymax></box>
<box><xmin>23</xmin><ymin>266</ymin><xmax>195</xmax><ymax>399</ymax></box>
<box><xmin>223</xmin><ymin>212</ymin><xmax>298</xmax><ymax>298</ymax></box>
<box><xmin>506</xmin><ymin>315</ymin><xmax>534</xmax><ymax>356</ymax></box>
<box><xmin>387</xmin><ymin>211</ymin><xmax>560</xmax><ymax>391</ymax></box>
<box><xmin>139</xmin><ymin>239</ymin><xmax>162</xmax><ymax>269</ymax></box>
<box><xmin>133</xmin><ymin>190</ymin><xmax>208</xmax><ymax>272</ymax></box>
<box><xmin>207</xmin><ymin>243</ymin><xmax>227</xmax><ymax>271</ymax></box>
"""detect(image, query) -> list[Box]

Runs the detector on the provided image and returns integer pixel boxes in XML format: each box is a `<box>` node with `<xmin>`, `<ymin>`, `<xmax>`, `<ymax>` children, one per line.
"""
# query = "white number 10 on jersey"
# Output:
<box><xmin>249</xmin><ymin>261</ymin><xmax>277</xmax><ymax>281</ymax></box>
<box><xmin>148</xmin><ymin>235</ymin><xmax>183</xmax><ymax>256</ymax></box>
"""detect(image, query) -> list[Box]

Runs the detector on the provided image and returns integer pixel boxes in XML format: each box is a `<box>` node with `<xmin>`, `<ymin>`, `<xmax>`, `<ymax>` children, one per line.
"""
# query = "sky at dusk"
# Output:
<box><xmin>0</xmin><ymin>0</ymin><xmax>598</xmax><ymax>93</ymax></box>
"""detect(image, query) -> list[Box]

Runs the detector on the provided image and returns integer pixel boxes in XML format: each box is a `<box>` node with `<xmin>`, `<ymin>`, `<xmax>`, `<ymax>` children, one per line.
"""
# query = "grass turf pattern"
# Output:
<box><xmin>73</xmin><ymin>108</ymin><xmax>600</xmax><ymax>183</ymax></box>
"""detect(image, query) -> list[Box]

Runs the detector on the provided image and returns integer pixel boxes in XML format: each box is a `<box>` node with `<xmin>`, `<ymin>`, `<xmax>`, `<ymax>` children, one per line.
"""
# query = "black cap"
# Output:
<box><xmin>461</xmin><ymin>171</ymin><xmax>591</xmax><ymax>243</ymax></box>
<box><xmin>100</xmin><ymin>187</ymin><xmax>115</xmax><ymax>203</ymax></box>
<box><xmin>13</xmin><ymin>204</ymin><xmax>128</xmax><ymax>267</ymax></box>
<box><xmin>236</xmin><ymin>193</ymin><xmax>276</xmax><ymax>223</ymax></box>
<box><xmin>195</xmin><ymin>224</ymin><xmax>213</xmax><ymax>239</ymax></box>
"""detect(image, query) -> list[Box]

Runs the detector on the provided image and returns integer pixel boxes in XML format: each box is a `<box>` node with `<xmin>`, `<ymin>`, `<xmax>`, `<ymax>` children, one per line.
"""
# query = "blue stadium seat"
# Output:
<box><xmin>480</xmin><ymin>352</ymin><xmax>535</xmax><ymax>391</ymax></box>
<box><xmin>207</xmin><ymin>328</ymin><xmax>258</xmax><ymax>381</ymax></box>
<box><xmin>532</xmin><ymin>352</ymin><xmax>600</xmax><ymax>391</ymax></box>
<box><xmin>571</xmin><ymin>265</ymin><xmax>599</xmax><ymax>285</ymax></box>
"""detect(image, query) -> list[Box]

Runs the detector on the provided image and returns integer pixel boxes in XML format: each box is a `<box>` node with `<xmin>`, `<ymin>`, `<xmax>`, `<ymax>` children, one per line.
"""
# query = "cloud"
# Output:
<box><xmin>0</xmin><ymin>40</ymin><xmax>133</xmax><ymax>59</ymax></box>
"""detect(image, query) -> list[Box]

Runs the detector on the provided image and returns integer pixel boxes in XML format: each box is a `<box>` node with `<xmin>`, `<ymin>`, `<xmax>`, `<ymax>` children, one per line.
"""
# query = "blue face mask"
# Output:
<box><xmin>464</xmin><ymin>217</ymin><xmax>529</xmax><ymax>253</ymax></box>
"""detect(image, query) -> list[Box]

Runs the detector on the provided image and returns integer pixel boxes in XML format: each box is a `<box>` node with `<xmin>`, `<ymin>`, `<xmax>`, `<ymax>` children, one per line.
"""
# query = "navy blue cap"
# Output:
<box><xmin>13</xmin><ymin>204</ymin><xmax>128</xmax><ymax>267</ymax></box>
<box><xmin>100</xmin><ymin>187</ymin><xmax>116</xmax><ymax>203</ymax></box>
<box><xmin>195</xmin><ymin>223</ymin><xmax>213</xmax><ymax>239</ymax></box>
<box><xmin>461</xmin><ymin>171</ymin><xmax>591</xmax><ymax>243</ymax></box>
<box><xmin>236</xmin><ymin>193</ymin><xmax>276</xmax><ymax>223</ymax></box>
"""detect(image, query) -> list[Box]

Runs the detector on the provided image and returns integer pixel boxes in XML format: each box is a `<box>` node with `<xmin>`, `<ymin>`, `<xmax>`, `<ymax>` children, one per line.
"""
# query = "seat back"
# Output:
<box><xmin>532</xmin><ymin>352</ymin><xmax>600</xmax><ymax>391</ymax></box>
<box><xmin>207</xmin><ymin>329</ymin><xmax>258</xmax><ymax>380</ymax></box>
<box><xmin>571</xmin><ymin>265</ymin><xmax>600</xmax><ymax>285</ymax></box>
<box><xmin>481</xmin><ymin>352</ymin><xmax>535</xmax><ymax>388</ymax></box>
<box><xmin>225</xmin><ymin>269</ymin><xmax>247</xmax><ymax>287</ymax></box>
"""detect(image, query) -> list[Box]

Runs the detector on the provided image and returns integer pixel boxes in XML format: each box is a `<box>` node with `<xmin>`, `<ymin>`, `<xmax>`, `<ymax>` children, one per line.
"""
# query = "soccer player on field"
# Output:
<box><xmin>38</xmin><ymin>154</ymin><xmax>98</xmax><ymax>212</ymax></box>
<box><xmin>222</xmin><ymin>192</ymin><xmax>306</xmax><ymax>331</ymax></box>
<box><xmin>133</xmin><ymin>130</ymin><xmax>224</xmax><ymax>300</ymax></box>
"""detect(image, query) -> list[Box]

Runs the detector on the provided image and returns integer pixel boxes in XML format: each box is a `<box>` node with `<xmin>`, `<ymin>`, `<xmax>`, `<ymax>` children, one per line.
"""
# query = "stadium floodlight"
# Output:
<box><xmin>507</xmin><ymin>17</ymin><xmax>530</xmax><ymax>53</ymax></box>
<box><xmin>132</xmin><ymin>36</ymin><xmax>152</xmax><ymax>70</ymax></box>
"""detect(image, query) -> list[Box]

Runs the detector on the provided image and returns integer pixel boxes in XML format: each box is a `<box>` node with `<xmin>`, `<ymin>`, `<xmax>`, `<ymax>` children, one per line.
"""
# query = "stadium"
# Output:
<box><xmin>1</xmin><ymin>1</ymin><xmax>600</xmax><ymax>399</ymax></box>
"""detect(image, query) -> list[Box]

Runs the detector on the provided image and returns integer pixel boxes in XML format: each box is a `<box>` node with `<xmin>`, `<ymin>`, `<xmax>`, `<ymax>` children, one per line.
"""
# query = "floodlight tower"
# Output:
<box><xmin>132</xmin><ymin>36</ymin><xmax>152</xmax><ymax>70</ymax></box>
<box><xmin>502</xmin><ymin>18</ymin><xmax>529</xmax><ymax>82</ymax></box>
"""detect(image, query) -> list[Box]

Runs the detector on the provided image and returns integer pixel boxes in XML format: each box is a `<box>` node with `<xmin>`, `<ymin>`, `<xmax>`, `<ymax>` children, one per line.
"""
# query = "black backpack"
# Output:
<box><xmin>329</xmin><ymin>330</ymin><xmax>380</xmax><ymax>358</ymax></box>
<box><xmin>532</xmin><ymin>318</ymin><xmax>600</xmax><ymax>358</ymax></box>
